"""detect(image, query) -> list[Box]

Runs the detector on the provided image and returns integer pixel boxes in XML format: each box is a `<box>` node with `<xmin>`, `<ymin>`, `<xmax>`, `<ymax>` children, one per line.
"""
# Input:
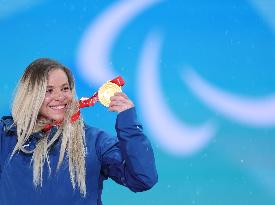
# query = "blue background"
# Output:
<box><xmin>1</xmin><ymin>0</ymin><xmax>275</xmax><ymax>204</ymax></box>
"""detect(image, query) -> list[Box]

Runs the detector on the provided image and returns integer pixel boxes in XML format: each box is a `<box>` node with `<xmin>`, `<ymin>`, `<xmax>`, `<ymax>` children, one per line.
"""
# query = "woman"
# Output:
<box><xmin>0</xmin><ymin>58</ymin><xmax>158</xmax><ymax>205</ymax></box>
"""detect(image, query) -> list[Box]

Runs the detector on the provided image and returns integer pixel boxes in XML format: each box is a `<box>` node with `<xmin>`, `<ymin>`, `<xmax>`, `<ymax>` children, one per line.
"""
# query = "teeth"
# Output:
<box><xmin>50</xmin><ymin>105</ymin><xmax>65</xmax><ymax>110</ymax></box>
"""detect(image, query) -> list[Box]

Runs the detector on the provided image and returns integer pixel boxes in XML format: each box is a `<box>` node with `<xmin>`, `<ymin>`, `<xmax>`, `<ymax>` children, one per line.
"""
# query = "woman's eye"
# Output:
<box><xmin>62</xmin><ymin>86</ymin><xmax>70</xmax><ymax>91</ymax></box>
<box><xmin>46</xmin><ymin>89</ymin><xmax>53</xmax><ymax>93</ymax></box>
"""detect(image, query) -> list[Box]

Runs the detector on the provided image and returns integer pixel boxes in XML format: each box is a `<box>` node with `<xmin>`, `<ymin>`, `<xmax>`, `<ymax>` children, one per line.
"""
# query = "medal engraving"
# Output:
<box><xmin>98</xmin><ymin>82</ymin><xmax>122</xmax><ymax>107</ymax></box>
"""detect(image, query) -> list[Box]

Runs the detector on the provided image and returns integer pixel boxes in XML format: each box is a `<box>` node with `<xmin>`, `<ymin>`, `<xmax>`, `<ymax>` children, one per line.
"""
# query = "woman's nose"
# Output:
<box><xmin>53</xmin><ymin>91</ymin><xmax>65</xmax><ymax>101</ymax></box>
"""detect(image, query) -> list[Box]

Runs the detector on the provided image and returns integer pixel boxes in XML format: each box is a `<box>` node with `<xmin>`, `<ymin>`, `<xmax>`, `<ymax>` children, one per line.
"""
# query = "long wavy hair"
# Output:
<box><xmin>11</xmin><ymin>58</ymin><xmax>87</xmax><ymax>196</ymax></box>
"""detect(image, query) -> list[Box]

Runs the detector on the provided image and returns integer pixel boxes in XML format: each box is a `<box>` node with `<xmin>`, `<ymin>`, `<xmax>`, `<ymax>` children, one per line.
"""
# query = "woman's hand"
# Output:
<box><xmin>109</xmin><ymin>92</ymin><xmax>134</xmax><ymax>113</ymax></box>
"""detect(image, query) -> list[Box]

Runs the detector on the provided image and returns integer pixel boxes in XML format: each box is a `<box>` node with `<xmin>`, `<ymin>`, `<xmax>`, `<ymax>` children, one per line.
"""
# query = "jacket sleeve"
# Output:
<box><xmin>96</xmin><ymin>107</ymin><xmax>158</xmax><ymax>192</ymax></box>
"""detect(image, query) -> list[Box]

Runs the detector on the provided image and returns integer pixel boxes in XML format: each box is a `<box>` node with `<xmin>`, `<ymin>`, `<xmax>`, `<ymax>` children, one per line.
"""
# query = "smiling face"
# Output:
<box><xmin>39</xmin><ymin>69</ymin><xmax>73</xmax><ymax>122</ymax></box>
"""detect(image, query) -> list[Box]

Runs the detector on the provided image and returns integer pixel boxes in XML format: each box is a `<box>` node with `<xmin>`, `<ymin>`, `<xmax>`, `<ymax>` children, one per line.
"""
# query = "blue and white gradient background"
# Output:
<box><xmin>1</xmin><ymin>0</ymin><xmax>275</xmax><ymax>204</ymax></box>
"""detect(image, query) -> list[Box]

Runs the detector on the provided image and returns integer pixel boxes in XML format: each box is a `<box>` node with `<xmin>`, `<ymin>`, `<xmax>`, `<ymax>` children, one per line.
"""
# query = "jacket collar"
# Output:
<box><xmin>1</xmin><ymin>115</ymin><xmax>59</xmax><ymax>139</ymax></box>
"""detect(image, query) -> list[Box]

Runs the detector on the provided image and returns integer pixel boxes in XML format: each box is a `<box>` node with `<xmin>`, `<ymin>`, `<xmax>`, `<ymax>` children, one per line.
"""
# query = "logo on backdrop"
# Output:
<box><xmin>76</xmin><ymin>0</ymin><xmax>275</xmax><ymax>156</ymax></box>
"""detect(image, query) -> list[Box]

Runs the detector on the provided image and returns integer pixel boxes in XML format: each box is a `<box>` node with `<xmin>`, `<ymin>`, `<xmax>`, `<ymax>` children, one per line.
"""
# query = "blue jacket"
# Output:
<box><xmin>0</xmin><ymin>108</ymin><xmax>158</xmax><ymax>205</ymax></box>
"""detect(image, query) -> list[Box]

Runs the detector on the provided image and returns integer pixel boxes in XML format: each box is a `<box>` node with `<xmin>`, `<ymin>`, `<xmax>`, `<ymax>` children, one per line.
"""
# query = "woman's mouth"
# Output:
<box><xmin>49</xmin><ymin>104</ymin><xmax>67</xmax><ymax>110</ymax></box>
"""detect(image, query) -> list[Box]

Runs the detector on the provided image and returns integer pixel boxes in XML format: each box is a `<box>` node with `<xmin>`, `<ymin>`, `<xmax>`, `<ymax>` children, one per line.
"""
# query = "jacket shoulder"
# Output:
<box><xmin>0</xmin><ymin>116</ymin><xmax>16</xmax><ymax>136</ymax></box>
<box><xmin>0</xmin><ymin>116</ymin><xmax>17</xmax><ymax>166</ymax></box>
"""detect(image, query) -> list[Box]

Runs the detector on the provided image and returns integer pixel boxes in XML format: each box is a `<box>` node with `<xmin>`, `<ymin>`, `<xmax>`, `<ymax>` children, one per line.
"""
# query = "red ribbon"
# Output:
<box><xmin>42</xmin><ymin>76</ymin><xmax>125</xmax><ymax>132</ymax></box>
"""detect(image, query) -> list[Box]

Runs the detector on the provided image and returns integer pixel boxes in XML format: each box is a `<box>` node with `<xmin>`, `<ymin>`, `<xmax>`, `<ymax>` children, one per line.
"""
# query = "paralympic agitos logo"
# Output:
<box><xmin>76</xmin><ymin>0</ymin><xmax>275</xmax><ymax>156</ymax></box>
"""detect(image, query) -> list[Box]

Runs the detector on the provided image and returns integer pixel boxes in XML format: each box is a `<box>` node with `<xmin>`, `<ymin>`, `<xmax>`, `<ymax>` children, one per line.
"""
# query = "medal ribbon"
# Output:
<box><xmin>43</xmin><ymin>76</ymin><xmax>125</xmax><ymax>132</ymax></box>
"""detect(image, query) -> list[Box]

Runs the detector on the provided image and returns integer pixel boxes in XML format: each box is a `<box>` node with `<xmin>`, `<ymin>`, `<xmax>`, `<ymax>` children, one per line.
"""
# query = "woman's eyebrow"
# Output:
<box><xmin>46</xmin><ymin>83</ymin><xmax>69</xmax><ymax>88</ymax></box>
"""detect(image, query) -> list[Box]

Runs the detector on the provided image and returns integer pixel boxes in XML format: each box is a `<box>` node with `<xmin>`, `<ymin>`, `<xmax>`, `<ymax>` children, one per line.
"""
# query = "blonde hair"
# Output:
<box><xmin>11</xmin><ymin>58</ymin><xmax>87</xmax><ymax>196</ymax></box>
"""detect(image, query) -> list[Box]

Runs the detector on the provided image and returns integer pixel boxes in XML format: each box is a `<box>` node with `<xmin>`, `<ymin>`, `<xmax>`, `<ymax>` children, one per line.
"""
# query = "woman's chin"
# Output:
<box><xmin>50</xmin><ymin>114</ymin><xmax>65</xmax><ymax>123</ymax></box>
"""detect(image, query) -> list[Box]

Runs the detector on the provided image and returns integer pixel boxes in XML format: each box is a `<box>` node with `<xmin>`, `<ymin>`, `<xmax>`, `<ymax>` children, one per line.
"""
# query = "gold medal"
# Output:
<box><xmin>98</xmin><ymin>81</ymin><xmax>122</xmax><ymax>107</ymax></box>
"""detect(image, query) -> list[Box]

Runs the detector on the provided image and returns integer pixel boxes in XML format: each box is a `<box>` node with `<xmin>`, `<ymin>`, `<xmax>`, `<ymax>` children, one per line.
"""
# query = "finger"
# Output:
<box><xmin>109</xmin><ymin>98</ymin><xmax>133</xmax><ymax>108</ymax></box>
<box><xmin>108</xmin><ymin>104</ymin><xmax>126</xmax><ymax>113</ymax></box>
<box><xmin>109</xmin><ymin>104</ymin><xmax>120</xmax><ymax>112</ymax></box>
<box><xmin>110</xmin><ymin>95</ymin><xmax>128</xmax><ymax>102</ymax></box>
<box><xmin>108</xmin><ymin>105</ymin><xmax>118</xmax><ymax>112</ymax></box>
<box><xmin>114</xmin><ymin>92</ymin><xmax>128</xmax><ymax>99</ymax></box>
<box><xmin>109</xmin><ymin>99</ymin><xmax>127</xmax><ymax>107</ymax></box>
<box><xmin>109</xmin><ymin>100</ymin><xmax>134</xmax><ymax>112</ymax></box>
<box><xmin>109</xmin><ymin>100</ymin><xmax>120</xmax><ymax>107</ymax></box>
